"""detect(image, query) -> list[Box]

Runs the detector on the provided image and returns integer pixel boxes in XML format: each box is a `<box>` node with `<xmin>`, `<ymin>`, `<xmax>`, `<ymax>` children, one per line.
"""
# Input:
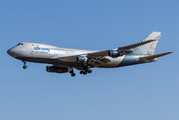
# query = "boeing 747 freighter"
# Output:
<box><xmin>7</xmin><ymin>32</ymin><xmax>172</xmax><ymax>77</ymax></box>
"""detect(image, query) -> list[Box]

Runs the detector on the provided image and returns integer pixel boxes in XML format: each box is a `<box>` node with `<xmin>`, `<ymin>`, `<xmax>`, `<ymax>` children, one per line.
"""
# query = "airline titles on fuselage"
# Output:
<box><xmin>33</xmin><ymin>47</ymin><xmax>75</xmax><ymax>54</ymax></box>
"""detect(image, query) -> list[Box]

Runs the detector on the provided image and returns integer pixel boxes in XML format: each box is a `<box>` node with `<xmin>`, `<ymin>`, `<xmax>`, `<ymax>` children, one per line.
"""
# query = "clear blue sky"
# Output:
<box><xmin>1</xmin><ymin>0</ymin><xmax>178</xmax><ymax>120</ymax></box>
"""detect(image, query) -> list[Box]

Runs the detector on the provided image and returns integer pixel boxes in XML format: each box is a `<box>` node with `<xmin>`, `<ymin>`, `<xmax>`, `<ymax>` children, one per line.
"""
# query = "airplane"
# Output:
<box><xmin>7</xmin><ymin>32</ymin><xmax>172</xmax><ymax>77</ymax></box>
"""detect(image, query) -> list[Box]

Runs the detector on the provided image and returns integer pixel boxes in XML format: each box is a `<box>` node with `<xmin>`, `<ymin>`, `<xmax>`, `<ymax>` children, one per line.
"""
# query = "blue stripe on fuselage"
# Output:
<box><xmin>117</xmin><ymin>55</ymin><xmax>145</xmax><ymax>67</ymax></box>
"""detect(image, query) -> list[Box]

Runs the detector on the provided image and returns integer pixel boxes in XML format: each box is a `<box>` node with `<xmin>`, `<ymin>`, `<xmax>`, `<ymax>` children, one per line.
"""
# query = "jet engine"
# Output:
<box><xmin>76</xmin><ymin>56</ymin><xmax>88</xmax><ymax>64</ymax></box>
<box><xmin>108</xmin><ymin>50</ymin><xmax>124</xmax><ymax>58</ymax></box>
<box><xmin>46</xmin><ymin>66</ymin><xmax>69</xmax><ymax>73</ymax></box>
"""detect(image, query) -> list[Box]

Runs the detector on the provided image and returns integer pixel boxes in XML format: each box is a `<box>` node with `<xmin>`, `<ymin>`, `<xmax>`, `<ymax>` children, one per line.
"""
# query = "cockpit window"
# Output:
<box><xmin>17</xmin><ymin>43</ymin><xmax>23</xmax><ymax>46</ymax></box>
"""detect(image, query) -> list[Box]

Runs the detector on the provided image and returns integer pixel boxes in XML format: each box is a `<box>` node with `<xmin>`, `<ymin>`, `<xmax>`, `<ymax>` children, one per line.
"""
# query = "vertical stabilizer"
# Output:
<box><xmin>132</xmin><ymin>32</ymin><xmax>161</xmax><ymax>55</ymax></box>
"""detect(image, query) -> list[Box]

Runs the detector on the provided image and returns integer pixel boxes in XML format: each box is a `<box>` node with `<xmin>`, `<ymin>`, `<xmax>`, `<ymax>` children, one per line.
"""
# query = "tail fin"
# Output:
<box><xmin>132</xmin><ymin>32</ymin><xmax>161</xmax><ymax>55</ymax></box>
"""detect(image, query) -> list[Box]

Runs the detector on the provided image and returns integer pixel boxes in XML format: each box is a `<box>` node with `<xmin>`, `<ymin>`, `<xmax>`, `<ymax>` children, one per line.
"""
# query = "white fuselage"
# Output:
<box><xmin>8</xmin><ymin>42</ymin><xmax>129</xmax><ymax>68</ymax></box>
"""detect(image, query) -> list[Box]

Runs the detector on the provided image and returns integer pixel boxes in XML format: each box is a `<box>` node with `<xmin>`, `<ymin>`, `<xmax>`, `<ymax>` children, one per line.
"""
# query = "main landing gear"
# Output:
<box><xmin>22</xmin><ymin>60</ymin><xmax>27</xmax><ymax>69</ymax></box>
<box><xmin>80</xmin><ymin>66</ymin><xmax>92</xmax><ymax>75</ymax></box>
<box><xmin>69</xmin><ymin>68</ymin><xmax>76</xmax><ymax>77</ymax></box>
<box><xmin>69</xmin><ymin>66</ymin><xmax>92</xmax><ymax>77</ymax></box>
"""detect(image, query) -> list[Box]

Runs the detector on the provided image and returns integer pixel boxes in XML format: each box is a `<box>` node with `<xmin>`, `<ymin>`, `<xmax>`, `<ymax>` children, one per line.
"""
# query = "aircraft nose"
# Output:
<box><xmin>7</xmin><ymin>47</ymin><xmax>21</xmax><ymax>57</ymax></box>
<box><xmin>7</xmin><ymin>48</ymin><xmax>13</xmax><ymax>56</ymax></box>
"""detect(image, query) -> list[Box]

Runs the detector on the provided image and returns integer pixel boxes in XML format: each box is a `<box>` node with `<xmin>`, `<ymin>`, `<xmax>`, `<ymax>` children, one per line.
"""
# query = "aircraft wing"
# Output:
<box><xmin>55</xmin><ymin>40</ymin><xmax>157</xmax><ymax>65</ymax></box>
<box><xmin>84</xmin><ymin>39</ymin><xmax>156</xmax><ymax>59</ymax></box>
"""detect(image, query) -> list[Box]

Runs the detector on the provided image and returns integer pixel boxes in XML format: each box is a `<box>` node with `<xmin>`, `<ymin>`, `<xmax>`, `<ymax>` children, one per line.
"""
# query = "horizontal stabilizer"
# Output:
<box><xmin>140</xmin><ymin>52</ymin><xmax>173</xmax><ymax>60</ymax></box>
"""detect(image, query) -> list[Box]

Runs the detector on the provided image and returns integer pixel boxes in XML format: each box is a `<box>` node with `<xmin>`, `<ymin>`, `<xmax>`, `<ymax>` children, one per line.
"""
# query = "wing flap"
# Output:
<box><xmin>99</xmin><ymin>58</ymin><xmax>111</xmax><ymax>63</ymax></box>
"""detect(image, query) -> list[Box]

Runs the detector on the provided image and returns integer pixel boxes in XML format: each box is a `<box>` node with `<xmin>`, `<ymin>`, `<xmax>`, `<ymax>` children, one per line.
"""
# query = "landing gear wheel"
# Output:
<box><xmin>23</xmin><ymin>65</ymin><xmax>27</xmax><ymax>69</ymax></box>
<box><xmin>71</xmin><ymin>73</ymin><xmax>76</xmax><ymax>77</ymax></box>
<box><xmin>83</xmin><ymin>72</ymin><xmax>87</xmax><ymax>75</ymax></box>
<box><xmin>80</xmin><ymin>65</ymin><xmax>92</xmax><ymax>75</ymax></box>
<box><xmin>80</xmin><ymin>71</ymin><xmax>83</xmax><ymax>74</ymax></box>
<box><xmin>87</xmin><ymin>70</ymin><xmax>92</xmax><ymax>73</ymax></box>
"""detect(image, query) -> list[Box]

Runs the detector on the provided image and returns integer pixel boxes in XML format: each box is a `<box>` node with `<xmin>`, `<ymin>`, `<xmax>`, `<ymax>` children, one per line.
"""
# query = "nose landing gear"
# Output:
<box><xmin>22</xmin><ymin>60</ymin><xmax>27</xmax><ymax>69</ymax></box>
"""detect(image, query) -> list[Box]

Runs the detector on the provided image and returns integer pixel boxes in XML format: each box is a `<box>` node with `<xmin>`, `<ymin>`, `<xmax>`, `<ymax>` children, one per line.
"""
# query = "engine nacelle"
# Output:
<box><xmin>76</xmin><ymin>56</ymin><xmax>88</xmax><ymax>64</ymax></box>
<box><xmin>108</xmin><ymin>50</ymin><xmax>124</xmax><ymax>58</ymax></box>
<box><xmin>46</xmin><ymin>66</ymin><xmax>69</xmax><ymax>73</ymax></box>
